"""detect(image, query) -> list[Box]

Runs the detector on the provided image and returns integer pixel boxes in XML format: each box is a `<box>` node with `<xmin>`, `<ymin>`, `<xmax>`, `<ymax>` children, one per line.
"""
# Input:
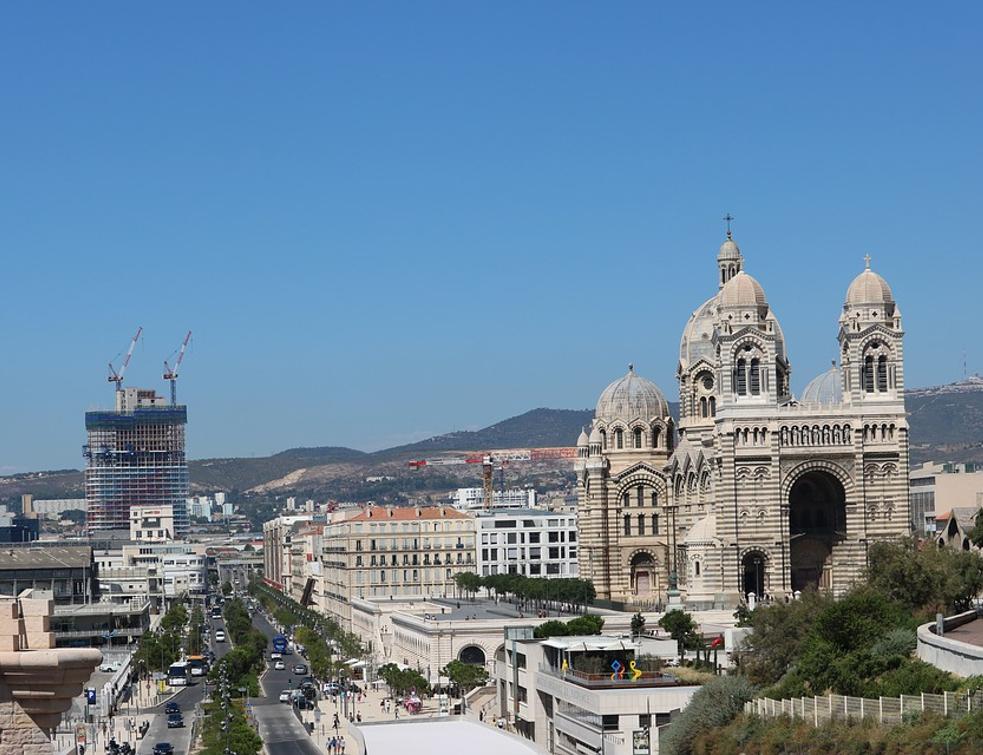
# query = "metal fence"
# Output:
<box><xmin>745</xmin><ymin>690</ymin><xmax>983</xmax><ymax>726</ymax></box>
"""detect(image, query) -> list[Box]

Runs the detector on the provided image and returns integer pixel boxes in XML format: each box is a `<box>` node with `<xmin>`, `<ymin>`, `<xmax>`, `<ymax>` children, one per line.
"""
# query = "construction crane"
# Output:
<box><xmin>407</xmin><ymin>447</ymin><xmax>577</xmax><ymax>509</ymax></box>
<box><xmin>107</xmin><ymin>326</ymin><xmax>143</xmax><ymax>395</ymax></box>
<box><xmin>163</xmin><ymin>330</ymin><xmax>192</xmax><ymax>405</ymax></box>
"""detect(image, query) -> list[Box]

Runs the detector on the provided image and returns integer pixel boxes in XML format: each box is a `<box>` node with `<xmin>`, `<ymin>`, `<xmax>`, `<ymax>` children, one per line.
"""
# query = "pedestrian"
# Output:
<box><xmin>356</xmin><ymin>713</ymin><xmax>362</xmax><ymax>723</ymax></box>
<box><xmin>395</xmin><ymin>707</ymin><xmax>399</xmax><ymax>720</ymax></box>
<box><xmin>339</xmin><ymin>736</ymin><xmax>346</xmax><ymax>754</ymax></box>
<box><xmin>328</xmin><ymin>736</ymin><xmax>336</xmax><ymax>753</ymax></box>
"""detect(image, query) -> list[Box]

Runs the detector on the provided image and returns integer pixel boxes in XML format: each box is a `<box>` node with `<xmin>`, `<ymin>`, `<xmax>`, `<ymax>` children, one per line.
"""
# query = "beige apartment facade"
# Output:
<box><xmin>320</xmin><ymin>506</ymin><xmax>476</xmax><ymax>629</ymax></box>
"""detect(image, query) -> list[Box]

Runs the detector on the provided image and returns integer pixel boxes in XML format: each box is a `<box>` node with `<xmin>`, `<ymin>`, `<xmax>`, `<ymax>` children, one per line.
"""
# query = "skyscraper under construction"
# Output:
<box><xmin>84</xmin><ymin>387</ymin><xmax>190</xmax><ymax>536</ymax></box>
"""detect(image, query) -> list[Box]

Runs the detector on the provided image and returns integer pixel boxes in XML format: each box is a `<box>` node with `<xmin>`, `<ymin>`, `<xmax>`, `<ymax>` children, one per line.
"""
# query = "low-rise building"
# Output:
<box><xmin>452</xmin><ymin>487</ymin><xmax>537</xmax><ymax>511</ymax></box>
<box><xmin>910</xmin><ymin>461</ymin><xmax>983</xmax><ymax>537</ymax></box>
<box><xmin>475</xmin><ymin>508</ymin><xmax>578</xmax><ymax>578</ymax></box>
<box><xmin>0</xmin><ymin>545</ymin><xmax>95</xmax><ymax>604</ymax></box>
<box><xmin>129</xmin><ymin>504</ymin><xmax>176</xmax><ymax>542</ymax></box>
<box><xmin>494</xmin><ymin>630</ymin><xmax>699</xmax><ymax>755</ymax></box>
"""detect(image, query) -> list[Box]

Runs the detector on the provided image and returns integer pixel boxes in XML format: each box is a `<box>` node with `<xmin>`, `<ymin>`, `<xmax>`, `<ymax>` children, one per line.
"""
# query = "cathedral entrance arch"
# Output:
<box><xmin>788</xmin><ymin>470</ymin><xmax>846</xmax><ymax>591</ymax></box>
<box><xmin>741</xmin><ymin>551</ymin><xmax>766</xmax><ymax>598</ymax></box>
<box><xmin>629</xmin><ymin>552</ymin><xmax>658</xmax><ymax>597</ymax></box>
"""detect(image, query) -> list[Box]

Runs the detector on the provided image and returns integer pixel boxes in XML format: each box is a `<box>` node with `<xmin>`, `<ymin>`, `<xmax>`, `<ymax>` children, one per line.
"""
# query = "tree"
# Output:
<box><xmin>441</xmin><ymin>659</ymin><xmax>489</xmax><ymax>711</ymax></box>
<box><xmin>658</xmin><ymin>610</ymin><xmax>700</xmax><ymax>663</ymax></box>
<box><xmin>60</xmin><ymin>509</ymin><xmax>86</xmax><ymax>525</ymax></box>
<box><xmin>866</xmin><ymin>538</ymin><xmax>983</xmax><ymax>614</ymax></box>
<box><xmin>631</xmin><ymin>612</ymin><xmax>646</xmax><ymax>638</ymax></box>
<box><xmin>738</xmin><ymin>590</ymin><xmax>830</xmax><ymax>686</ymax></box>
<box><xmin>660</xmin><ymin>676</ymin><xmax>757</xmax><ymax>755</ymax></box>
<box><xmin>222</xmin><ymin>581</ymin><xmax>233</xmax><ymax>596</ymax></box>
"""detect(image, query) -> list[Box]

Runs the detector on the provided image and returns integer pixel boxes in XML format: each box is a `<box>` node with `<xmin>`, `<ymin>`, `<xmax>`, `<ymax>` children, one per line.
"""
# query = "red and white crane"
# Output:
<box><xmin>163</xmin><ymin>330</ymin><xmax>193</xmax><ymax>405</ymax></box>
<box><xmin>107</xmin><ymin>326</ymin><xmax>143</xmax><ymax>394</ymax></box>
<box><xmin>408</xmin><ymin>447</ymin><xmax>577</xmax><ymax>508</ymax></box>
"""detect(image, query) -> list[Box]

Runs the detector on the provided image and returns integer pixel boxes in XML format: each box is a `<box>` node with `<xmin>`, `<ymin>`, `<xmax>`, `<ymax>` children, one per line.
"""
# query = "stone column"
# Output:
<box><xmin>0</xmin><ymin>594</ymin><xmax>102</xmax><ymax>755</ymax></box>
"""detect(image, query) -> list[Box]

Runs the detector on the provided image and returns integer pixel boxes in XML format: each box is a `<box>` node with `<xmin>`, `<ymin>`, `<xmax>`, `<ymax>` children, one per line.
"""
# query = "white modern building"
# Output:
<box><xmin>495</xmin><ymin>629</ymin><xmax>698</xmax><ymax>755</ymax></box>
<box><xmin>452</xmin><ymin>487</ymin><xmax>537</xmax><ymax>511</ymax></box>
<box><xmin>475</xmin><ymin>509</ymin><xmax>578</xmax><ymax>578</ymax></box>
<box><xmin>129</xmin><ymin>504</ymin><xmax>176</xmax><ymax>542</ymax></box>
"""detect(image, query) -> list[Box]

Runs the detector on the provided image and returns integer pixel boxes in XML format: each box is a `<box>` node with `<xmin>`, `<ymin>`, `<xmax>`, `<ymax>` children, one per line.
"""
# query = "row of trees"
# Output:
<box><xmin>532</xmin><ymin>614</ymin><xmax>605</xmax><ymax>638</ymax></box>
<box><xmin>208</xmin><ymin>598</ymin><xmax>267</xmax><ymax>696</ymax></box>
<box><xmin>249</xmin><ymin>579</ymin><xmax>365</xmax><ymax>660</ymax></box>
<box><xmin>133</xmin><ymin>601</ymin><xmax>188</xmax><ymax>673</ymax></box>
<box><xmin>453</xmin><ymin>572</ymin><xmax>597</xmax><ymax>613</ymax></box>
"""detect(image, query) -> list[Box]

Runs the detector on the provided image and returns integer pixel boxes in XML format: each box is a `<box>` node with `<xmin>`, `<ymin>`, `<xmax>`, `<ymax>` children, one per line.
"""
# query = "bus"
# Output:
<box><xmin>187</xmin><ymin>655</ymin><xmax>208</xmax><ymax>677</ymax></box>
<box><xmin>272</xmin><ymin>634</ymin><xmax>288</xmax><ymax>654</ymax></box>
<box><xmin>167</xmin><ymin>661</ymin><xmax>192</xmax><ymax>687</ymax></box>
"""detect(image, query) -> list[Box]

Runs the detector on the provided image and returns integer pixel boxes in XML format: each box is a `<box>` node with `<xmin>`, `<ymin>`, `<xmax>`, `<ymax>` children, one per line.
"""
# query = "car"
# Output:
<box><xmin>292</xmin><ymin>664</ymin><xmax>308</xmax><ymax>675</ymax></box>
<box><xmin>270</xmin><ymin>652</ymin><xmax>282</xmax><ymax>661</ymax></box>
<box><xmin>164</xmin><ymin>702</ymin><xmax>181</xmax><ymax>715</ymax></box>
<box><xmin>153</xmin><ymin>743</ymin><xmax>174</xmax><ymax>755</ymax></box>
<box><xmin>166</xmin><ymin>714</ymin><xmax>184</xmax><ymax>729</ymax></box>
<box><xmin>215</xmin><ymin>631</ymin><xmax>226</xmax><ymax>642</ymax></box>
<box><xmin>274</xmin><ymin>660</ymin><xmax>285</xmax><ymax>671</ymax></box>
<box><xmin>99</xmin><ymin>662</ymin><xmax>119</xmax><ymax>673</ymax></box>
<box><xmin>278</xmin><ymin>690</ymin><xmax>291</xmax><ymax>703</ymax></box>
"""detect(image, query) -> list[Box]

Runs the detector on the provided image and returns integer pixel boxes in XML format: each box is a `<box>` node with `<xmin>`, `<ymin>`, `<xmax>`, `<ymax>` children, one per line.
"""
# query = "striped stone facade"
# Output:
<box><xmin>576</xmin><ymin>235</ymin><xmax>909</xmax><ymax>608</ymax></box>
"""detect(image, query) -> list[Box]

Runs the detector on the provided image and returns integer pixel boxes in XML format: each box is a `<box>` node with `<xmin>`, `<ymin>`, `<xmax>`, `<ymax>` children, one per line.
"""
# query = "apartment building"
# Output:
<box><xmin>495</xmin><ymin>629</ymin><xmax>698</xmax><ymax>755</ymax></box>
<box><xmin>320</xmin><ymin>506</ymin><xmax>476</xmax><ymax>628</ymax></box>
<box><xmin>262</xmin><ymin>514</ymin><xmax>314</xmax><ymax>592</ymax></box>
<box><xmin>910</xmin><ymin>461</ymin><xmax>983</xmax><ymax>536</ymax></box>
<box><xmin>475</xmin><ymin>508</ymin><xmax>578</xmax><ymax>578</ymax></box>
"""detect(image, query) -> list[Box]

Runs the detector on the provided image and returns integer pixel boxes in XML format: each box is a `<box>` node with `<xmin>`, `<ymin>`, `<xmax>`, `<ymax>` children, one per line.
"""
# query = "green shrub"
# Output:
<box><xmin>660</xmin><ymin>675</ymin><xmax>757</xmax><ymax>755</ymax></box>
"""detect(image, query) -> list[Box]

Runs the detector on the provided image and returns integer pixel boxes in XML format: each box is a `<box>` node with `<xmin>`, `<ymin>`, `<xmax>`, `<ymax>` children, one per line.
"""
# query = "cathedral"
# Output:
<box><xmin>575</xmin><ymin>230</ymin><xmax>909</xmax><ymax>608</ymax></box>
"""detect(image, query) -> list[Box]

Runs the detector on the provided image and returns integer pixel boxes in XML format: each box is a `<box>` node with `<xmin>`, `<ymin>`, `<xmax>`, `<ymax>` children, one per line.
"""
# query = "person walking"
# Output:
<box><xmin>339</xmin><ymin>736</ymin><xmax>346</xmax><ymax>754</ymax></box>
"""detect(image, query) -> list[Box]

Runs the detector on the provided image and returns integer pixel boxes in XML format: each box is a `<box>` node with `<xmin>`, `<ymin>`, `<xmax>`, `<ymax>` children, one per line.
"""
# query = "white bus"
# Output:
<box><xmin>167</xmin><ymin>661</ymin><xmax>191</xmax><ymax>687</ymax></box>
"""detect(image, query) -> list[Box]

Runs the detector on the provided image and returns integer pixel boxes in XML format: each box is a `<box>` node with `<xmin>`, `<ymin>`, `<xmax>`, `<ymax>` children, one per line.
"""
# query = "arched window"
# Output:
<box><xmin>652</xmin><ymin>512</ymin><xmax>659</xmax><ymax>534</ymax></box>
<box><xmin>700</xmin><ymin>396</ymin><xmax>708</xmax><ymax>417</ymax></box>
<box><xmin>633</xmin><ymin>427</ymin><xmax>643</xmax><ymax>449</ymax></box>
<box><xmin>694</xmin><ymin>561</ymin><xmax>701</xmax><ymax>577</ymax></box>
<box><xmin>636</xmin><ymin>486</ymin><xmax>644</xmax><ymax>507</ymax></box>
<box><xmin>651</xmin><ymin>490</ymin><xmax>659</xmax><ymax>507</ymax></box>
<box><xmin>863</xmin><ymin>356</ymin><xmax>874</xmax><ymax>393</ymax></box>
<box><xmin>623</xmin><ymin>515</ymin><xmax>631</xmax><ymax>536</ymax></box>
<box><xmin>735</xmin><ymin>359</ymin><xmax>747</xmax><ymax>395</ymax></box>
<box><xmin>877</xmin><ymin>355</ymin><xmax>888</xmax><ymax>392</ymax></box>
<box><xmin>652</xmin><ymin>426</ymin><xmax>661</xmax><ymax>448</ymax></box>
<box><xmin>599</xmin><ymin>429</ymin><xmax>607</xmax><ymax>449</ymax></box>
<box><xmin>637</xmin><ymin>514</ymin><xmax>645</xmax><ymax>535</ymax></box>
<box><xmin>615</xmin><ymin>429</ymin><xmax>624</xmax><ymax>449</ymax></box>
<box><xmin>750</xmin><ymin>358</ymin><xmax>761</xmax><ymax>395</ymax></box>
<box><xmin>709</xmin><ymin>396</ymin><xmax>716</xmax><ymax>416</ymax></box>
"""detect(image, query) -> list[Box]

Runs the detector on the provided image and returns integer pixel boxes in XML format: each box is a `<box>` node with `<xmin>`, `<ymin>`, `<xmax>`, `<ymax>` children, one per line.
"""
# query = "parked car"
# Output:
<box><xmin>278</xmin><ymin>690</ymin><xmax>291</xmax><ymax>703</ymax></box>
<box><xmin>164</xmin><ymin>702</ymin><xmax>181</xmax><ymax>715</ymax></box>
<box><xmin>153</xmin><ymin>744</ymin><xmax>174</xmax><ymax>755</ymax></box>
<box><xmin>274</xmin><ymin>660</ymin><xmax>285</xmax><ymax>671</ymax></box>
<box><xmin>166</xmin><ymin>714</ymin><xmax>184</xmax><ymax>729</ymax></box>
<box><xmin>292</xmin><ymin>664</ymin><xmax>308</xmax><ymax>675</ymax></box>
<box><xmin>215</xmin><ymin>630</ymin><xmax>226</xmax><ymax>642</ymax></box>
<box><xmin>99</xmin><ymin>662</ymin><xmax>119</xmax><ymax>673</ymax></box>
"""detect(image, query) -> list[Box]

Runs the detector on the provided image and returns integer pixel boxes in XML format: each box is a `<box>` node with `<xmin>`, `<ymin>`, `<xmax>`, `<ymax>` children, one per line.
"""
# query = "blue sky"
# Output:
<box><xmin>2</xmin><ymin>3</ymin><xmax>981</xmax><ymax>472</ymax></box>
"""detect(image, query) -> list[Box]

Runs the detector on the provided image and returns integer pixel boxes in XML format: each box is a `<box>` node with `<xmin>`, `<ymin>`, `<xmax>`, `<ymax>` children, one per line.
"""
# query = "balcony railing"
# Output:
<box><xmin>538</xmin><ymin>663</ymin><xmax>684</xmax><ymax>689</ymax></box>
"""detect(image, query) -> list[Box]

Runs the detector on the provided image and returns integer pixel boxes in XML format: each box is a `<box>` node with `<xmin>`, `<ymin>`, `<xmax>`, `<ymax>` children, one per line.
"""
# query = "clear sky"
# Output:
<box><xmin>2</xmin><ymin>2</ymin><xmax>981</xmax><ymax>472</ymax></box>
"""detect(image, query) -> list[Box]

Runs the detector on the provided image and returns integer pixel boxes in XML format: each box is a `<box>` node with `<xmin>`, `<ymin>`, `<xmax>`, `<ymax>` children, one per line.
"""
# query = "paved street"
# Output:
<box><xmin>136</xmin><ymin>612</ymin><xmax>231</xmax><ymax>755</ymax></box>
<box><xmin>249</xmin><ymin>612</ymin><xmax>321</xmax><ymax>755</ymax></box>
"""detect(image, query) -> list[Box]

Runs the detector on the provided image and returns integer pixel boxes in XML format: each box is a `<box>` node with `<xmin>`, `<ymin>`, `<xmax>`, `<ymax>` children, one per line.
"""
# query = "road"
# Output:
<box><xmin>137</xmin><ymin>613</ymin><xmax>232</xmax><ymax>755</ymax></box>
<box><xmin>249</xmin><ymin>612</ymin><xmax>321</xmax><ymax>755</ymax></box>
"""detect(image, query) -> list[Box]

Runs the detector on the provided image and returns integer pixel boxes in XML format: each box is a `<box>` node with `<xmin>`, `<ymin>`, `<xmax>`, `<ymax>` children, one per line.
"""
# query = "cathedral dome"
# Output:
<box><xmin>717</xmin><ymin>237</ymin><xmax>741</xmax><ymax>262</ymax></box>
<box><xmin>801</xmin><ymin>365</ymin><xmax>843</xmax><ymax>405</ymax></box>
<box><xmin>679</xmin><ymin>296</ymin><xmax>718</xmax><ymax>369</ymax></box>
<box><xmin>846</xmin><ymin>266</ymin><xmax>894</xmax><ymax>307</ymax></box>
<box><xmin>577</xmin><ymin>428</ymin><xmax>589</xmax><ymax>448</ymax></box>
<box><xmin>596</xmin><ymin>365</ymin><xmax>670</xmax><ymax>423</ymax></box>
<box><xmin>719</xmin><ymin>271</ymin><xmax>768</xmax><ymax>308</ymax></box>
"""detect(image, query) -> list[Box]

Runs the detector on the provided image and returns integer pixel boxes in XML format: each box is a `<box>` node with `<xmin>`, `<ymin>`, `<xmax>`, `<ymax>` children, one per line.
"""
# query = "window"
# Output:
<box><xmin>700</xmin><ymin>396</ymin><xmax>708</xmax><ymax>417</ymax></box>
<box><xmin>528</xmin><ymin>532</ymin><xmax>540</xmax><ymax>544</ymax></box>
<box><xmin>735</xmin><ymin>358</ymin><xmax>747</xmax><ymax>395</ymax></box>
<box><xmin>633</xmin><ymin>427</ymin><xmax>643</xmax><ymax>448</ymax></box>
<box><xmin>709</xmin><ymin>396</ymin><xmax>716</xmax><ymax>416</ymax></box>
<box><xmin>615</xmin><ymin>429</ymin><xmax>624</xmax><ymax>449</ymax></box>
<box><xmin>652</xmin><ymin>426</ymin><xmax>661</xmax><ymax>448</ymax></box>
<box><xmin>636</xmin><ymin>486</ymin><xmax>644</xmax><ymax>507</ymax></box>
<box><xmin>877</xmin><ymin>355</ymin><xmax>888</xmax><ymax>392</ymax></box>
<box><xmin>624</xmin><ymin>515</ymin><xmax>631</xmax><ymax>536</ymax></box>
<box><xmin>637</xmin><ymin>514</ymin><xmax>645</xmax><ymax>535</ymax></box>
<box><xmin>694</xmin><ymin>561</ymin><xmax>701</xmax><ymax>576</ymax></box>
<box><xmin>864</xmin><ymin>356</ymin><xmax>874</xmax><ymax>393</ymax></box>
<box><xmin>652</xmin><ymin>513</ymin><xmax>659</xmax><ymax>535</ymax></box>
<box><xmin>750</xmin><ymin>358</ymin><xmax>760</xmax><ymax>395</ymax></box>
<box><xmin>600</xmin><ymin>429</ymin><xmax>607</xmax><ymax>449</ymax></box>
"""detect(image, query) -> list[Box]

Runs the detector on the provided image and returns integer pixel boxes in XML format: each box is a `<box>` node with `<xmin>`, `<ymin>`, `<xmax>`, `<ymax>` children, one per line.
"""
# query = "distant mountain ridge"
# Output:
<box><xmin>4</xmin><ymin>379</ymin><xmax>983</xmax><ymax>499</ymax></box>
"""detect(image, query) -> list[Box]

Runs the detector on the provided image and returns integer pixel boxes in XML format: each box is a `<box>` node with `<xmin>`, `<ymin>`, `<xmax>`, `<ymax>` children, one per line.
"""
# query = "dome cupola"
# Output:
<box><xmin>845</xmin><ymin>256</ymin><xmax>895</xmax><ymax>309</ymax></box>
<box><xmin>801</xmin><ymin>362</ymin><xmax>843</xmax><ymax>405</ymax></box>
<box><xmin>596</xmin><ymin>365</ymin><xmax>670</xmax><ymax>423</ymax></box>
<box><xmin>719</xmin><ymin>271</ymin><xmax>768</xmax><ymax>309</ymax></box>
